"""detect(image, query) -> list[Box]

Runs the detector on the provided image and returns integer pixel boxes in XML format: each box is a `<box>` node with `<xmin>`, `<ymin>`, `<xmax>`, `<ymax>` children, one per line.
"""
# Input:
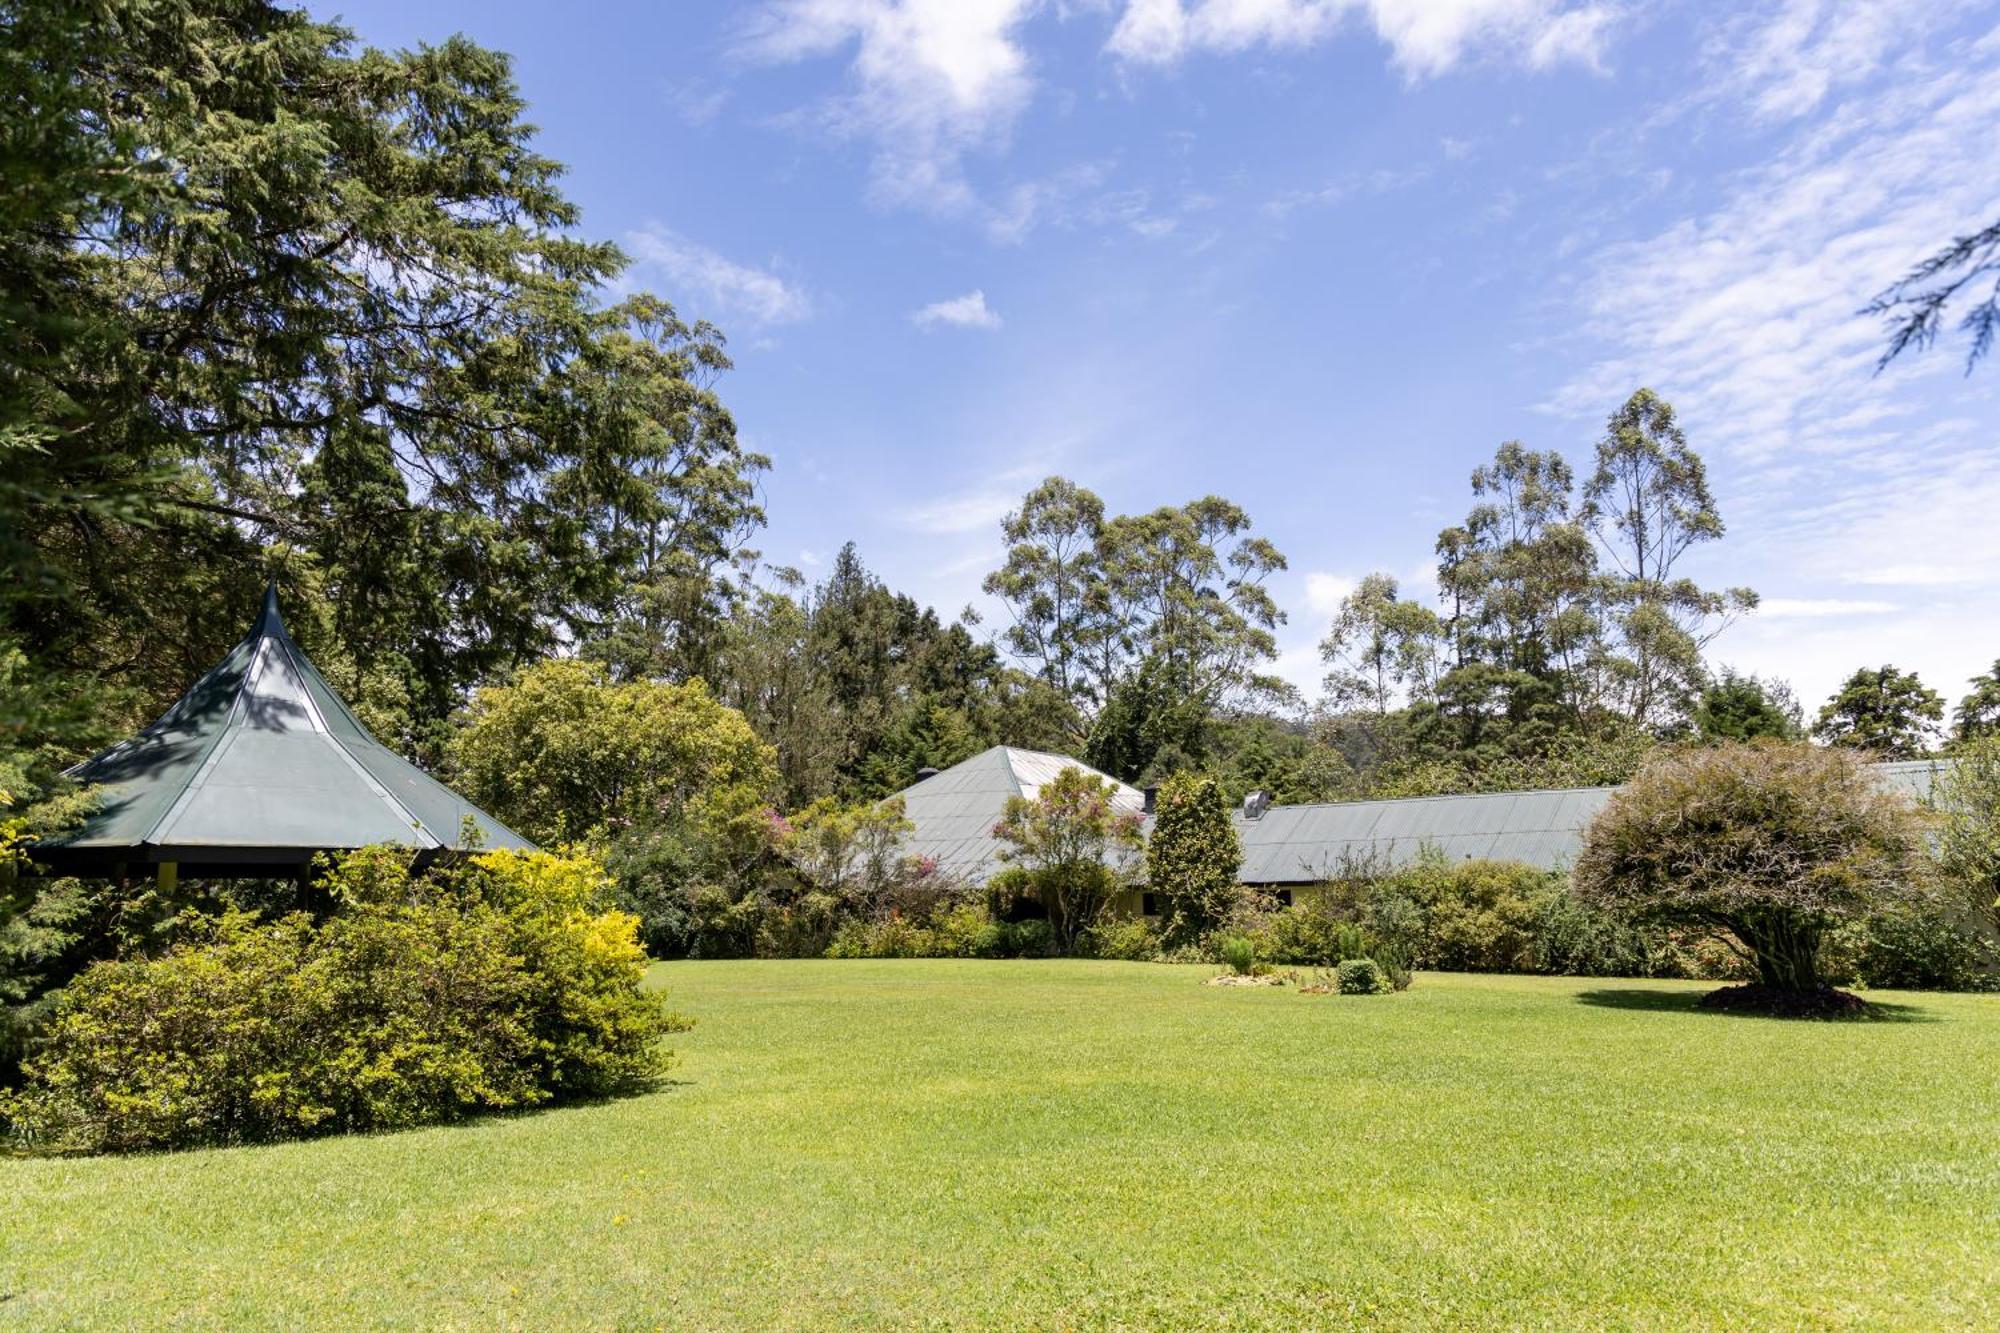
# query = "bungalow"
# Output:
<box><xmin>893</xmin><ymin>745</ymin><xmax>1947</xmax><ymax>918</ymax></box>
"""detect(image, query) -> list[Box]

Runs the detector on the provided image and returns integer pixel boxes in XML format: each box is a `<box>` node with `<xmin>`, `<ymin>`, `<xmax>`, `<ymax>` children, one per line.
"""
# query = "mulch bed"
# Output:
<box><xmin>1697</xmin><ymin>984</ymin><xmax>1871</xmax><ymax>1019</ymax></box>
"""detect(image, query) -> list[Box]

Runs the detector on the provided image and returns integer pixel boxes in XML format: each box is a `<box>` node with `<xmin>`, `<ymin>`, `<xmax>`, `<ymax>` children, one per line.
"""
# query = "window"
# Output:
<box><xmin>1141</xmin><ymin>893</ymin><xmax>1160</xmax><ymax>917</ymax></box>
<box><xmin>1272</xmin><ymin>889</ymin><xmax>1293</xmax><ymax>907</ymax></box>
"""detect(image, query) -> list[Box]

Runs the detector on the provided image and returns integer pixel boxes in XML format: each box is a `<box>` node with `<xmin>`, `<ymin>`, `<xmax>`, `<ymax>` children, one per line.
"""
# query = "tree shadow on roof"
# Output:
<box><xmin>1573</xmin><ymin>986</ymin><xmax>1938</xmax><ymax>1023</ymax></box>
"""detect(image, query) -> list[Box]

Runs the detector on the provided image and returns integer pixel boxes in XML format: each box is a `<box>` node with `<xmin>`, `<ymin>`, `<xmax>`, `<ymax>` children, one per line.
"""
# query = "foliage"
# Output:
<box><xmin>1320</xmin><ymin>573</ymin><xmax>1448</xmax><ymax>715</ymax></box>
<box><xmin>1335</xmin><ymin>958</ymin><xmax>1391</xmax><ymax>994</ymax></box>
<box><xmin>1955</xmin><ymin>660</ymin><xmax>2000</xmax><ymax>742</ymax></box>
<box><xmin>3</xmin><ymin>846</ymin><xmax>682</xmax><ymax>1153</ymax></box>
<box><xmin>991</xmin><ymin>766</ymin><xmax>1144</xmax><ymax>953</ymax></box>
<box><xmin>1575</xmin><ymin>742</ymin><xmax>1934</xmax><ymax>994</ymax></box>
<box><xmin>1082</xmin><ymin>917</ymin><xmax>1160</xmax><ymax>962</ymax></box>
<box><xmin>450</xmin><ymin>658</ymin><xmax>777</xmax><ymax>847</ymax></box>
<box><xmin>1935</xmin><ymin>735</ymin><xmax>2000</xmax><ymax>912</ymax></box>
<box><xmin>1144</xmin><ymin>772</ymin><xmax>1243</xmax><ymax>947</ymax></box>
<box><xmin>1813</xmin><ymin>665</ymin><xmax>1945</xmax><ymax>757</ymax></box>
<box><xmin>1581</xmin><ymin>389</ymin><xmax>1757</xmax><ymax>728</ymax></box>
<box><xmin>1219</xmin><ymin>934</ymin><xmax>1256</xmax><ymax>976</ymax></box>
<box><xmin>1694</xmin><ymin>670</ymin><xmax>1804</xmax><ymax>742</ymax></box>
<box><xmin>1867</xmin><ymin>215</ymin><xmax>2000</xmax><ymax>372</ymax></box>
<box><xmin>822</xmin><ymin>905</ymin><xmax>1047</xmax><ymax>960</ymax></box>
<box><xmin>985</xmin><ymin>480</ymin><xmax>1290</xmax><ymax>733</ymax></box>
<box><xmin>2</xmin><ymin>0</ymin><xmax>767</xmax><ymax>759</ymax></box>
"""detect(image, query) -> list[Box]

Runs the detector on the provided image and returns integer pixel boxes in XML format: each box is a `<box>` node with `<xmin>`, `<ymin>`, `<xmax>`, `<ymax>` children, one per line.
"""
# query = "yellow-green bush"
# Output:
<box><xmin>3</xmin><ymin>847</ymin><xmax>685</xmax><ymax>1154</ymax></box>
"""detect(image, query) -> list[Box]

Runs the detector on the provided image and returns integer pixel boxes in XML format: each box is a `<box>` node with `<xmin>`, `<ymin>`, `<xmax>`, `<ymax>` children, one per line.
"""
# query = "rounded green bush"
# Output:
<box><xmin>1336</xmin><ymin>958</ymin><xmax>1390</xmax><ymax>995</ymax></box>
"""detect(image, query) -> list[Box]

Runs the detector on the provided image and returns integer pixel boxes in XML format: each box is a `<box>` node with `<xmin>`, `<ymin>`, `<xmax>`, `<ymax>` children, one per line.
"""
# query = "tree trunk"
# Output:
<box><xmin>1737</xmin><ymin>914</ymin><xmax>1824</xmax><ymax>992</ymax></box>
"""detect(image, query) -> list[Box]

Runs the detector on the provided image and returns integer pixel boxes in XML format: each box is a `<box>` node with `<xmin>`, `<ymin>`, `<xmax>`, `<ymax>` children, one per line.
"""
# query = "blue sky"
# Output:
<box><xmin>336</xmin><ymin>0</ymin><xmax>2000</xmax><ymax>717</ymax></box>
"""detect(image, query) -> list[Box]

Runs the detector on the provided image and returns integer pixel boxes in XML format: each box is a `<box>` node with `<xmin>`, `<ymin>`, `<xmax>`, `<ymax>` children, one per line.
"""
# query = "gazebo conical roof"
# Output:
<box><xmin>32</xmin><ymin>587</ymin><xmax>534</xmax><ymax>877</ymax></box>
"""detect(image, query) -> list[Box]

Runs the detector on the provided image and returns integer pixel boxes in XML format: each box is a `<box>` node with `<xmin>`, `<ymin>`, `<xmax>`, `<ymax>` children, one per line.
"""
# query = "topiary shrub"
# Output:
<box><xmin>2</xmin><ymin>847</ymin><xmax>684</xmax><ymax>1155</ymax></box>
<box><xmin>1336</xmin><ymin>958</ymin><xmax>1390</xmax><ymax>994</ymax></box>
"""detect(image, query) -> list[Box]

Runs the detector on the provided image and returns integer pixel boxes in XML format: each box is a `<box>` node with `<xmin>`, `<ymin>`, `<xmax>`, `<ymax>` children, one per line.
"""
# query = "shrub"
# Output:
<box><xmin>932</xmin><ymin>903</ymin><xmax>1005</xmax><ymax>958</ymax></box>
<box><xmin>1144</xmin><ymin>772</ymin><xmax>1243</xmax><ymax>948</ymax></box>
<box><xmin>1575</xmin><ymin>741</ymin><xmax>1933</xmax><ymax>999</ymax></box>
<box><xmin>1827</xmin><ymin>906</ymin><xmax>2000</xmax><ymax>992</ymax></box>
<box><xmin>1530</xmin><ymin>882</ymin><xmax>1654</xmax><ymax>978</ymax></box>
<box><xmin>755</xmin><ymin>891</ymin><xmax>841</xmax><ymax>959</ymax></box>
<box><xmin>1220</xmin><ymin>934</ymin><xmax>1256</xmax><ymax>976</ymax></box>
<box><xmin>1336</xmin><ymin>958</ymin><xmax>1390</xmax><ymax>995</ymax></box>
<box><xmin>999</xmin><ymin>918</ymin><xmax>1054</xmax><ymax>958</ymax></box>
<box><xmin>1392</xmin><ymin>855</ymin><xmax>1555</xmax><ymax>973</ymax></box>
<box><xmin>1368</xmin><ymin>942</ymin><xmax>1414</xmax><ymax>992</ymax></box>
<box><xmin>1084</xmin><ymin>917</ymin><xmax>1160</xmax><ymax>962</ymax></box>
<box><xmin>1251</xmin><ymin>894</ymin><xmax>1353</xmax><ymax>966</ymax></box>
<box><xmin>3</xmin><ymin>847</ymin><xmax>683</xmax><ymax>1154</ymax></box>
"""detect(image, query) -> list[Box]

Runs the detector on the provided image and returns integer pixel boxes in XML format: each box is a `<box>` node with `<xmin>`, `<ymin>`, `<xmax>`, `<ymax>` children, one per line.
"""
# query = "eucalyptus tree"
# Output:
<box><xmin>1581</xmin><ymin>390</ymin><xmax>1757</xmax><ymax>728</ymax></box>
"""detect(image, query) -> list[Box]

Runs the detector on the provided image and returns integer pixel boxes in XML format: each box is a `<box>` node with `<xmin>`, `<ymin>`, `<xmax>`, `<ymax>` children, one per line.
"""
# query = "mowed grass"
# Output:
<box><xmin>5</xmin><ymin>964</ymin><xmax>1999</xmax><ymax>1329</ymax></box>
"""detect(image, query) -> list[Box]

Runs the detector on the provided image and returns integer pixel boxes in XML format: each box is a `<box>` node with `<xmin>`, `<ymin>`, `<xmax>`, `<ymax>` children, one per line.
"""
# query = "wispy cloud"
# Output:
<box><xmin>737</xmin><ymin>0</ymin><xmax>1039</xmax><ymax>217</ymax></box>
<box><xmin>625</xmin><ymin>226</ymin><xmax>813</xmax><ymax>325</ymax></box>
<box><xmin>1265</xmin><ymin>164</ymin><xmax>1432</xmax><ymax>219</ymax></box>
<box><xmin>1107</xmin><ymin>0</ymin><xmax>1619</xmax><ymax>78</ymax></box>
<box><xmin>899</xmin><ymin>487</ymin><xmax>1021</xmax><ymax>534</ymax></box>
<box><xmin>1546</xmin><ymin>8</ymin><xmax>2000</xmax><ymax>708</ymax></box>
<box><xmin>911</xmin><ymin>289</ymin><xmax>1004</xmax><ymax>329</ymax></box>
<box><xmin>1754</xmin><ymin>597</ymin><xmax>1899</xmax><ymax>618</ymax></box>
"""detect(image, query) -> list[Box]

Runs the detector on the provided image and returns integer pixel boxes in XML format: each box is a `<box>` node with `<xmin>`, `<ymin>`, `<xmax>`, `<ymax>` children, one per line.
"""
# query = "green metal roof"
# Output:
<box><xmin>32</xmin><ymin>587</ymin><xmax>533</xmax><ymax>875</ymax></box>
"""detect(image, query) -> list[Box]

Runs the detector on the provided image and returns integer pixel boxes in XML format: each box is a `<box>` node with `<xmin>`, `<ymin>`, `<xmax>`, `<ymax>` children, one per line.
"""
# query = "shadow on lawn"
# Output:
<box><xmin>1573</xmin><ymin>987</ymin><xmax>1938</xmax><ymax>1023</ymax></box>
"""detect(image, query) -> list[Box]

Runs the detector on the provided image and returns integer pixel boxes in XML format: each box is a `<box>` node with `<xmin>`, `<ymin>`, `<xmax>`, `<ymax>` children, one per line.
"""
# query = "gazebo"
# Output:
<box><xmin>31</xmin><ymin>586</ymin><xmax>533</xmax><ymax>882</ymax></box>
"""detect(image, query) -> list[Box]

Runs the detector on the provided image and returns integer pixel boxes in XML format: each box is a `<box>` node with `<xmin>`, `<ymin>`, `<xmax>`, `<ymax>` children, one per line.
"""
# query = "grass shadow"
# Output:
<box><xmin>1574</xmin><ymin>987</ymin><xmax>1939</xmax><ymax>1023</ymax></box>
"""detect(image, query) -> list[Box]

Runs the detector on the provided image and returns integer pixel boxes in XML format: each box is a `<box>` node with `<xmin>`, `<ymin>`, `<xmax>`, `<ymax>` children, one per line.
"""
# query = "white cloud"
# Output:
<box><xmin>911</xmin><ymin>289</ymin><xmax>1004</xmax><ymax>329</ymax></box>
<box><xmin>625</xmin><ymin>227</ymin><xmax>813</xmax><ymax>325</ymax></box>
<box><xmin>1108</xmin><ymin>0</ymin><xmax>1618</xmax><ymax>78</ymax></box>
<box><xmin>738</xmin><ymin>0</ymin><xmax>1039</xmax><ymax>215</ymax></box>
<box><xmin>1753</xmin><ymin>597</ymin><xmax>1899</xmax><ymax>619</ymax></box>
<box><xmin>1302</xmin><ymin>571</ymin><xmax>1358</xmax><ymax>616</ymax></box>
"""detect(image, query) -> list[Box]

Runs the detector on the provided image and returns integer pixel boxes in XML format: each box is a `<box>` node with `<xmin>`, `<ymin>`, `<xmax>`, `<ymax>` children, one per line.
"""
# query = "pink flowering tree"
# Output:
<box><xmin>991</xmin><ymin>767</ymin><xmax>1145</xmax><ymax>953</ymax></box>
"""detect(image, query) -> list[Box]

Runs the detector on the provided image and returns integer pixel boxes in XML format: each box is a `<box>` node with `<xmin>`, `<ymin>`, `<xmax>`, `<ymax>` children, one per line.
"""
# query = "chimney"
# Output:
<box><xmin>1242</xmin><ymin>790</ymin><xmax>1271</xmax><ymax>821</ymax></box>
<box><xmin>1142</xmin><ymin>785</ymin><xmax>1158</xmax><ymax>814</ymax></box>
<box><xmin>915</xmin><ymin>766</ymin><xmax>940</xmax><ymax>782</ymax></box>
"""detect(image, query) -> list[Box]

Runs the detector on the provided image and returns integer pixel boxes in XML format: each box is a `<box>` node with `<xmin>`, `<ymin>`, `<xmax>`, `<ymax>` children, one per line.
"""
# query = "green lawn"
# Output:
<box><xmin>5</xmin><ymin>963</ymin><xmax>1998</xmax><ymax>1328</ymax></box>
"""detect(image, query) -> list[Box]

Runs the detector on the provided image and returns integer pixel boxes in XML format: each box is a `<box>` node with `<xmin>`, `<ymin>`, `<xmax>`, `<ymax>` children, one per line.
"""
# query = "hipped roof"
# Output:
<box><xmin>32</xmin><ymin>587</ymin><xmax>533</xmax><ymax>876</ymax></box>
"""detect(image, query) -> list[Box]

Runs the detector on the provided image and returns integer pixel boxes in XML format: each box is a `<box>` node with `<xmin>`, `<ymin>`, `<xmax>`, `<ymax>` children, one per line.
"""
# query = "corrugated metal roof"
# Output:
<box><xmin>898</xmin><ymin>750</ymin><xmax>1954</xmax><ymax>887</ymax></box>
<box><xmin>1232</xmin><ymin>785</ymin><xmax>1619</xmax><ymax>883</ymax></box>
<box><xmin>896</xmin><ymin>746</ymin><xmax>1142</xmax><ymax>883</ymax></box>
<box><xmin>32</xmin><ymin>587</ymin><xmax>534</xmax><ymax>874</ymax></box>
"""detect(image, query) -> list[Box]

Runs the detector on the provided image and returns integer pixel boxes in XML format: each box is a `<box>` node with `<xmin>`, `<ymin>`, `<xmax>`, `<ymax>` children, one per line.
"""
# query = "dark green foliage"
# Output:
<box><xmin>1813</xmin><ymin>665</ymin><xmax>1945</xmax><ymax>757</ymax></box>
<box><xmin>1144</xmin><ymin>772</ymin><xmax>1242</xmax><ymax>947</ymax></box>
<box><xmin>1220</xmin><ymin>934</ymin><xmax>1256</xmax><ymax>976</ymax></box>
<box><xmin>2</xmin><ymin>847</ymin><xmax>683</xmax><ymax>1153</ymax></box>
<box><xmin>1955</xmin><ymin>661</ymin><xmax>2000</xmax><ymax>742</ymax></box>
<box><xmin>1695</xmin><ymin>671</ymin><xmax>1804</xmax><ymax>742</ymax></box>
<box><xmin>1336</xmin><ymin>959</ymin><xmax>1391</xmax><ymax>994</ymax></box>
